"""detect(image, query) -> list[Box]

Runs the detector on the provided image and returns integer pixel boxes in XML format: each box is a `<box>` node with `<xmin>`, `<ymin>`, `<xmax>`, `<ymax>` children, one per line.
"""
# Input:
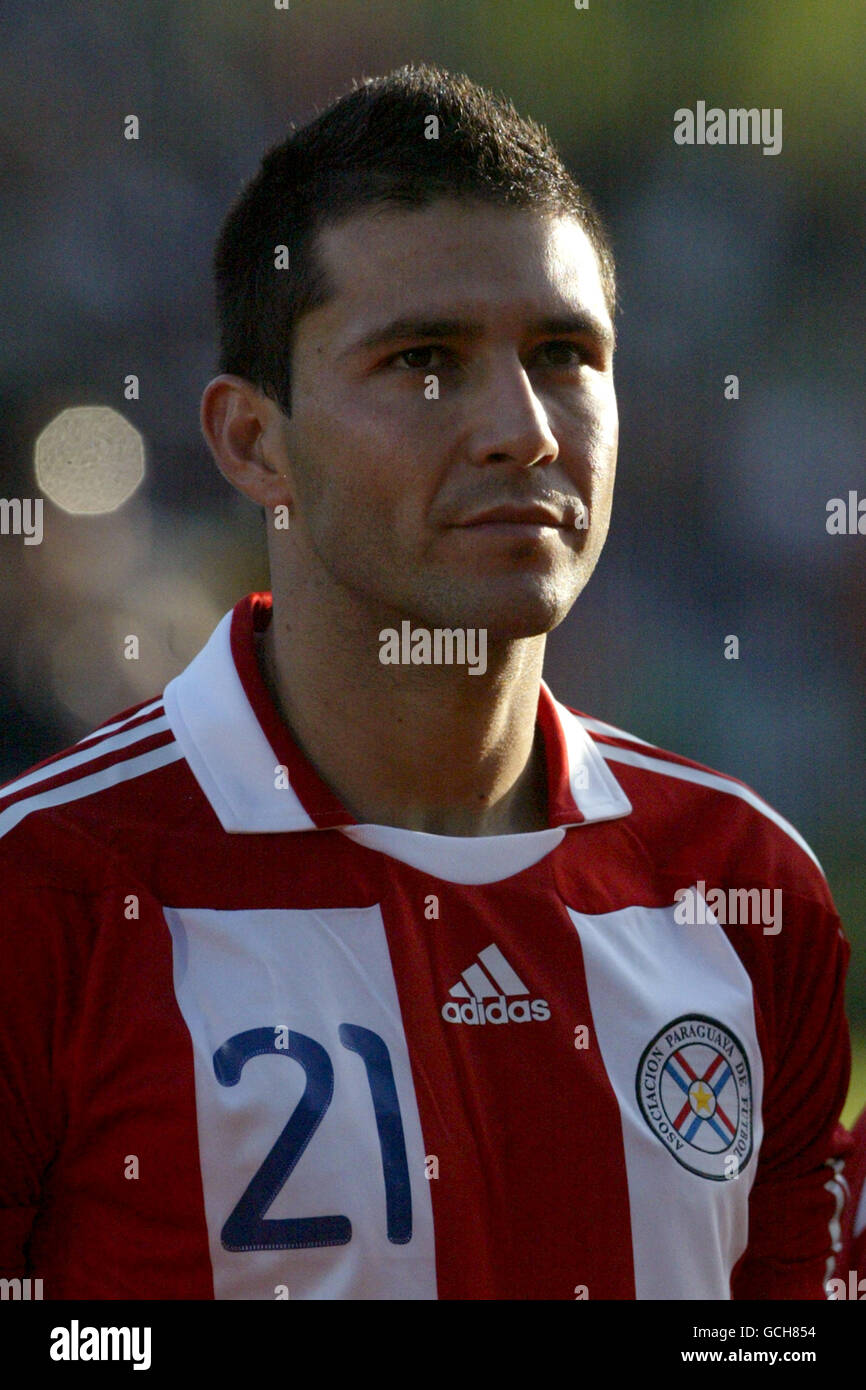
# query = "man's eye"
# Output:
<box><xmin>392</xmin><ymin>346</ymin><xmax>444</xmax><ymax>370</ymax></box>
<box><xmin>540</xmin><ymin>341</ymin><xmax>585</xmax><ymax>367</ymax></box>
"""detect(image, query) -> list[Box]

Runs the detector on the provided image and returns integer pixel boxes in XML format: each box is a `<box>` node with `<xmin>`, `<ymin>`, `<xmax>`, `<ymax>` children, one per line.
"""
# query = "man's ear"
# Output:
<box><xmin>200</xmin><ymin>374</ymin><xmax>294</xmax><ymax>508</ymax></box>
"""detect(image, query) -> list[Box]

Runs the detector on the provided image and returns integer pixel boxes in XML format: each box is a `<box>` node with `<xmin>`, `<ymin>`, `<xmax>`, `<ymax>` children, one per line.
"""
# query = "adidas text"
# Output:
<box><xmin>442</xmin><ymin>995</ymin><xmax>551</xmax><ymax>1025</ymax></box>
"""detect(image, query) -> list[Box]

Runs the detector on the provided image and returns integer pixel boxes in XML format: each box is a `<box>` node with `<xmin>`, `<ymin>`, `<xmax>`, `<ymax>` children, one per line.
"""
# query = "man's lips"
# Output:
<box><xmin>457</xmin><ymin>504</ymin><xmax>564</xmax><ymax>527</ymax></box>
<box><xmin>455</xmin><ymin>501</ymin><xmax>586</xmax><ymax>528</ymax></box>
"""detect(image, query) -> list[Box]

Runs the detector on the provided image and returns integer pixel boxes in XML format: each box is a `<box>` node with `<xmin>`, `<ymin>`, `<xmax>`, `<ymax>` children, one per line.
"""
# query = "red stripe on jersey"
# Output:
<box><xmin>22</xmin><ymin>880</ymin><xmax>215</xmax><ymax>1299</ymax></box>
<box><xmin>379</xmin><ymin>867</ymin><xmax>636</xmax><ymax>1299</ymax></box>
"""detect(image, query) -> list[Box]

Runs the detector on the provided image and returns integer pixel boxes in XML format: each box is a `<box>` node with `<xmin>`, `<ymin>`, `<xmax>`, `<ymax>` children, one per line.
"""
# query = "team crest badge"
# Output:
<box><xmin>636</xmin><ymin>1014</ymin><xmax>754</xmax><ymax>1180</ymax></box>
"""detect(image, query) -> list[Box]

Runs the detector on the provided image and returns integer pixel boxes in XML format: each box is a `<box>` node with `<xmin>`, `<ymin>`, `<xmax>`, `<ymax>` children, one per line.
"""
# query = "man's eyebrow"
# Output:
<box><xmin>342</xmin><ymin>310</ymin><xmax>615</xmax><ymax>358</ymax></box>
<box><xmin>534</xmin><ymin>313</ymin><xmax>616</xmax><ymax>352</ymax></box>
<box><xmin>341</xmin><ymin>318</ymin><xmax>479</xmax><ymax>358</ymax></box>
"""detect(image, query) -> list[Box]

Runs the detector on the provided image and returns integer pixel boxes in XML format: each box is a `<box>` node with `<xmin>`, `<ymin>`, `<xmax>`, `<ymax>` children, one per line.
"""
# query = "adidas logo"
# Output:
<box><xmin>441</xmin><ymin>944</ymin><xmax>550</xmax><ymax>1025</ymax></box>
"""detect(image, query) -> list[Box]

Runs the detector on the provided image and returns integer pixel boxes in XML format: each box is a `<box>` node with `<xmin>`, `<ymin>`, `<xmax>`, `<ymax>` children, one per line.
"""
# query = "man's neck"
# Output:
<box><xmin>255</xmin><ymin>599</ymin><xmax>550</xmax><ymax>837</ymax></box>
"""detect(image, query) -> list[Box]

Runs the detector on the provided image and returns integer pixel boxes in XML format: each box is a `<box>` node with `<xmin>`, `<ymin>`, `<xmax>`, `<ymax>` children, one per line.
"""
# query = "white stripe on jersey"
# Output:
<box><xmin>576</xmin><ymin>714</ymin><xmax>657</xmax><ymax>748</ymax></box>
<box><xmin>165</xmin><ymin>905</ymin><xmax>437</xmax><ymax>1301</ymax></box>
<box><xmin>0</xmin><ymin>742</ymin><xmax>183</xmax><ymax>842</ymax></box>
<box><xmin>594</xmin><ymin>743</ymin><xmax>824</xmax><ymax>875</ymax></box>
<box><xmin>569</xmin><ymin>900</ymin><xmax>764</xmax><ymax>1299</ymax></box>
<box><xmin>75</xmin><ymin>699</ymin><xmax>165</xmax><ymax>744</ymax></box>
<box><xmin>822</xmin><ymin>1159</ymin><xmax>848</xmax><ymax>1286</ymax></box>
<box><xmin>4</xmin><ymin>714</ymin><xmax>171</xmax><ymax>802</ymax></box>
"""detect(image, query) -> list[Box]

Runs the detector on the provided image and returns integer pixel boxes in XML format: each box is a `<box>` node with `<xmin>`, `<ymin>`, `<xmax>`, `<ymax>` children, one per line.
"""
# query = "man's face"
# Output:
<box><xmin>278</xmin><ymin>198</ymin><xmax>618</xmax><ymax>640</ymax></box>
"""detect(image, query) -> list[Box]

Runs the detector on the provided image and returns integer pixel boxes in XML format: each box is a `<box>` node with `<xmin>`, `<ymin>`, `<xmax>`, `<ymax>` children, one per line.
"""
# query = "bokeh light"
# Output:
<box><xmin>34</xmin><ymin>406</ymin><xmax>145</xmax><ymax>514</ymax></box>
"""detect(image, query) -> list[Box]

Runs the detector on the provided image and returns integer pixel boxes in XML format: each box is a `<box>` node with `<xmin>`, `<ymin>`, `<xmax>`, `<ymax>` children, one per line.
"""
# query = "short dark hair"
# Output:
<box><xmin>213</xmin><ymin>63</ymin><xmax>617</xmax><ymax>414</ymax></box>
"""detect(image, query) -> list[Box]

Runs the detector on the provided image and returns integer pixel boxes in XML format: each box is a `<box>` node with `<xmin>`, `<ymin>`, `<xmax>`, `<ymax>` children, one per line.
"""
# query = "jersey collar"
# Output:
<box><xmin>162</xmin><ymin>593</ymin><xmax>633</xmax><ymax>834</ymax></box>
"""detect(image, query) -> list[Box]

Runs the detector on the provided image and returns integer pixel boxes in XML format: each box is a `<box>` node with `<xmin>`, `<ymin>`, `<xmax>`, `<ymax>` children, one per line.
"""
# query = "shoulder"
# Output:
<box><xmin>568</xmin><ymin>704</ymin><xmax>836</xmax><ymax>916</ymax></box>
<box><xmin>0</xmin><ymin>695</ymin><xmax>186</xmax><ymax>888</ymax></box>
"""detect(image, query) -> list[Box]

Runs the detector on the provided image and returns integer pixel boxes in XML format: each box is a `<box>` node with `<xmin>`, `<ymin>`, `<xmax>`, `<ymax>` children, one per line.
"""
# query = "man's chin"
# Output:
<box><xmin>481</xmin><ymin>606</ymin><xmax>572</xmax><ymax>643</ymax></box>
<box><xmin>411</xmin><ymin>580</ymin><xmax>581</xmax><ymax>644</ymax></box>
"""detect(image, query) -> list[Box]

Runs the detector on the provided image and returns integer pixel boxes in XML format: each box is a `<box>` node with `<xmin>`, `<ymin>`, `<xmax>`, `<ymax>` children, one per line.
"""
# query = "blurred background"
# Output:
<box><xmin>1</xmin><ymin>0</ymin><xmax>864</xmax><ymax>1119</ymax></box>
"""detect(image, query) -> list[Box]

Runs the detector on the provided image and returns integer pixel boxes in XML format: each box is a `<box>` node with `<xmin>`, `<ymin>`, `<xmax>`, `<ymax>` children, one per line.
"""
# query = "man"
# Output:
<box><xmin>0</xmin><ymin>65</ymin><xmax>851</xmax><ymax>1300</ymax></box>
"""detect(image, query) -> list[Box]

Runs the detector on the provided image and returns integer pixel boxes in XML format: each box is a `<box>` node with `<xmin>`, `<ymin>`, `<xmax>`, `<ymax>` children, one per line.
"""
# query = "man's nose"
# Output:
<box><xmin>464</xmin><ymin>359</ymin><xmax>559</xmax><ymax>469</ymax></box>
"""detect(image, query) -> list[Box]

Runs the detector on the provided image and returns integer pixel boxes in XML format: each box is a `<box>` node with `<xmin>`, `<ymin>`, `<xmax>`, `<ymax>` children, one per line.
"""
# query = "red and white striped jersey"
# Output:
<box><xmin>0</xmin><ymin>592</ymin><xmax>851</xmax><ymax>1299</ymax></box>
